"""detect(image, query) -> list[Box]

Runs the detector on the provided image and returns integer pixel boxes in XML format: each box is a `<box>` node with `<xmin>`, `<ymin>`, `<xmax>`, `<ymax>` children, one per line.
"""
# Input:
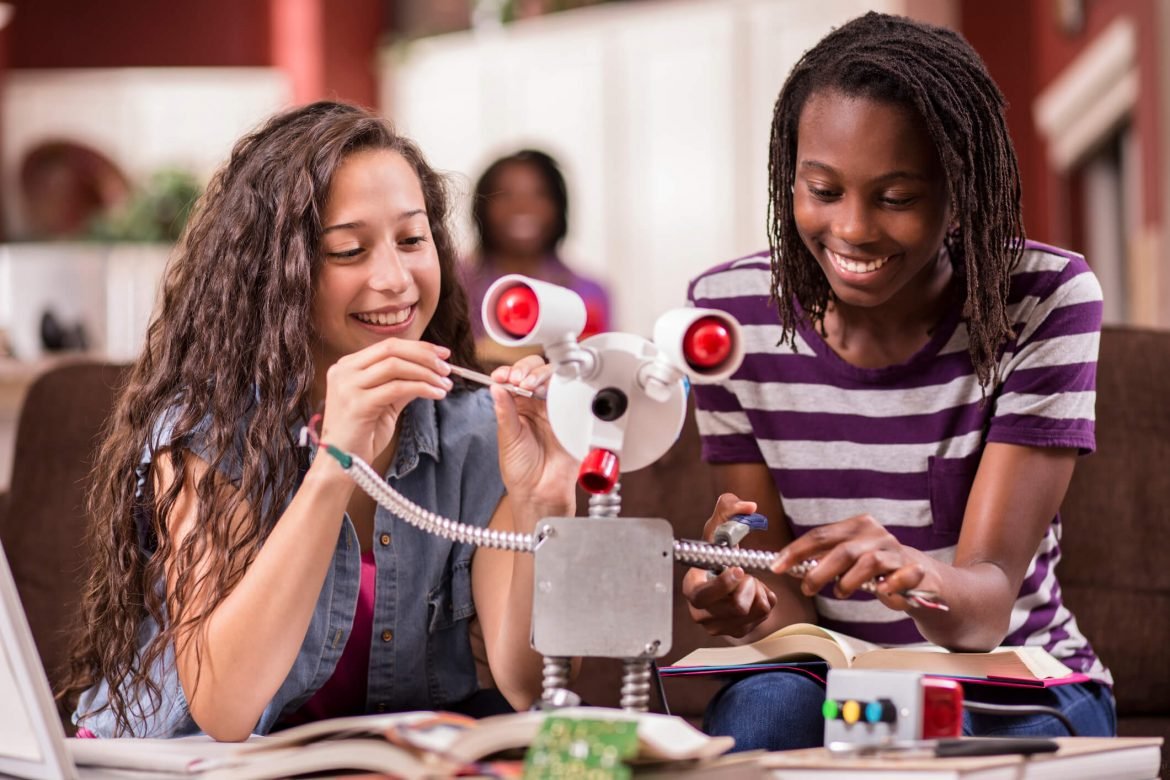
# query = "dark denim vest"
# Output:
<box><xmin>76</xmin><ymin>389</ymin><xmax>505</xmax><ymax>736</ymax></box>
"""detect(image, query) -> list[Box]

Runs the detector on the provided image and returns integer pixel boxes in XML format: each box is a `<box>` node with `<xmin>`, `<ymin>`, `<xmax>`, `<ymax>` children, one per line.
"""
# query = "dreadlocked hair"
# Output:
<box><xmin>59</xmin><ymin>101</ymin><xmax>480</xmax><ymax>735</ymax></box>
<box><xmin>767</xmin><ymin>11</ymin><xmax>1023</xmax><ymax>388</ymax></box>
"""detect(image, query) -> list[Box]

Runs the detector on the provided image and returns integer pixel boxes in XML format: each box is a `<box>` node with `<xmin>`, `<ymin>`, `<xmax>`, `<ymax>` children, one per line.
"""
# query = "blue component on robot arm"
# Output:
<box><xmin>712</xmin><ymin>512</ymin><xmax>769</xmax><ymax>547</ymax></box>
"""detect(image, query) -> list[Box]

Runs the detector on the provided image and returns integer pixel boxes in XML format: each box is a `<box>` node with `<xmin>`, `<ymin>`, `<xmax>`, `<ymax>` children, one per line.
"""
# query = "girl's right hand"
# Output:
<box><xmin>318</xmin><ymin>338</ymin><xmax>453</xmax><ymax>464</ymax></box>
<box><xmin>681</xmin><ymin>494</ymin><xmax>778</xmax><ymax>637</ymax></box>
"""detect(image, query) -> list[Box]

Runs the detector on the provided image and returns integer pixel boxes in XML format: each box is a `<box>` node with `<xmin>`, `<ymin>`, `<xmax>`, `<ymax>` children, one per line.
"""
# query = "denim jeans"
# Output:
<box><xmin>703</xmin><ymin>667</ymin><xmax>1117</xmax><ymax>753</ymax></box>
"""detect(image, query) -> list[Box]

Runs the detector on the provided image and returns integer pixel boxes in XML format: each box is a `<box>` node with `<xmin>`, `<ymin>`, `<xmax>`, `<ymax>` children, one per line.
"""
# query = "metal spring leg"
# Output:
<box><xmin>620</xmin><ymin>657</ymin><xmax>652</xmax><ymax>712</ymax></box>
<box><xmin>541</xmin><ymin>656</ymin><xmax>577</xmax><ymax>708</ymax></box>
<box><xmin>587</xmin><ymin>483</ymin><xmax>621</xmax><ymax>518</ymax></box>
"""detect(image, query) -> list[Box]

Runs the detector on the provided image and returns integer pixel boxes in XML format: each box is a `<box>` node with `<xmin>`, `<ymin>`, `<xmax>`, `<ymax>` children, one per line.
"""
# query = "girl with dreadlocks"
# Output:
<box><xmin>61</xmin><ymin>101</ymin><xmax>577</xmax><ymax>739</ymax></box>
<box><xmin>681</xmin><ymin>12</ymin><xmax>1114</xmax><ymax>750</ymax></box>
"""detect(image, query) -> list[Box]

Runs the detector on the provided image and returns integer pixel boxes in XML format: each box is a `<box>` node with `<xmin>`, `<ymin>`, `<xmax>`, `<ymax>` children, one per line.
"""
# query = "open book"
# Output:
<box><xmin>69</xmin><ymin>707</ymin><xmax>735</xmax><ymax>779</ymax></box>
<box><xmin>661</xmin><ymin>623</ymin><xmax>1086</xmax><ymax>687</ymax></box>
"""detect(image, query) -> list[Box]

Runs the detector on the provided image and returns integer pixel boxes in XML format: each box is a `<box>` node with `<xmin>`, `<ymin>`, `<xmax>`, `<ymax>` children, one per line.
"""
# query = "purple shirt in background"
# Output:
<box><xmin>462</xmin><ymin>254</ymin><xmax>611</xmax><ymax>338</ymax></box>
<box><xmin>688</xmin><ymin>241</ymin><xmax>1111</xmax><ymax>685</ymax></box>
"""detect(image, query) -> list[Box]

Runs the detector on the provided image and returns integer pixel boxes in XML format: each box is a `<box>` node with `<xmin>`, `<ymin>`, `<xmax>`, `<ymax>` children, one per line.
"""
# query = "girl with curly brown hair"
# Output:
<box><xmin>61</xmin><ymin>101</ymin><xmax>576</xmax><ymax>739</ymax></box>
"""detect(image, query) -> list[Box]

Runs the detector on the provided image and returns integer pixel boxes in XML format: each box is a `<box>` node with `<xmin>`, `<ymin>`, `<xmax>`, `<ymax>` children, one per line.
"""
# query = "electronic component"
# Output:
<box><xmin>823</xmin><ymin>669</ymin><xmax>964</xmax><ymax>746</ymax></box>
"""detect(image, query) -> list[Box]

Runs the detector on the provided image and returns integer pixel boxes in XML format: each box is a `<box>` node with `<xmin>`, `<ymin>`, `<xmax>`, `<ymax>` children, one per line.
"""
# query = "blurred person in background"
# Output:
<box><xmin>464</xmin><ymin>149</ymin><xmax>610</xmax><ymax>367</ymax></box>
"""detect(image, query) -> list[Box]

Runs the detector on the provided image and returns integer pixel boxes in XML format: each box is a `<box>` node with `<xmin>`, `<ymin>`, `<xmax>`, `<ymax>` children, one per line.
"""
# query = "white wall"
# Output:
<box><xmin>383</xmin><ymin>0</ymin><xmax>957</xmax><ymax>337</ymax></box>
<box><xmin>2</xmin><ymin>67</ymin><xmax>291</xmax><ymax>237</ymax></box>
<box><xmin>0</xmin><ymin>242</ymin><xmax>170</xmax><ymax>362</ymax></box>
<box><xmin>0</xmin><ymin>67</ymin><xmax>294</xmax><ymax>362</ymax></box>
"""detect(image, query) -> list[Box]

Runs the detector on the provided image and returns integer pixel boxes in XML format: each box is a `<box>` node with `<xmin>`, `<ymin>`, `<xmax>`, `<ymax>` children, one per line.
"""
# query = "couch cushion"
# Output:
<box><xmin>1059</xmin><ymin>327</ymin><xmax>1170</xmax><ymax>720</ymax></box>
<box><xmin>0</xmin><ymin>362</ymin><xmax>127</xmax><ymax>696</ymax></box>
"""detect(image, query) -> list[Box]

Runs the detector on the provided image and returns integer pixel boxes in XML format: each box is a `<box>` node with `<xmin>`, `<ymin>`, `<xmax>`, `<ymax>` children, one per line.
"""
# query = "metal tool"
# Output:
<box><xmin>706</xmin><ymin>512</ymin><xmax>769</xmax><ymax>578</ymax></box>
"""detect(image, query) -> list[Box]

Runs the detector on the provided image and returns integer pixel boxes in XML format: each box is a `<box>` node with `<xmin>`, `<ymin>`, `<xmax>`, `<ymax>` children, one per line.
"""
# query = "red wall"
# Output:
<box><xmin>1030</xmin><ymin>0</ymin><xmax>1161</xmax><ymax>233</ymax></box>
<box><xmin>959</xmin><ymin>1</ymin><xmax>1046</xmax><ymax>241</ymax></box>
<box><xmin>6</xmin><ymin>0</ymin><xmax>271</xmax><ymax>68</ymax></box>
<box><xmin>322</xmin><ymin>0</ymin><xmax>383</xmax><ymax>109</ymax></box>
<box><xmin>962</xmin><ymin>0</ymin><xmax>1161</xmax><ymax>246</ymax></box>
<box><xmin>4</xmin><ymin>0</ymin><xmax>384</xmax><ymax>106</ymax></box>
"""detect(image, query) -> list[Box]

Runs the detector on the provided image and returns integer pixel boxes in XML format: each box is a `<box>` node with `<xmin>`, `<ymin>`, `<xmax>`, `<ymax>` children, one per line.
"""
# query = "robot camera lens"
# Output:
<box><xmin>590</xmin><ymin>387</ymin><xmax>629</xmax><ymax>421</ymax></box>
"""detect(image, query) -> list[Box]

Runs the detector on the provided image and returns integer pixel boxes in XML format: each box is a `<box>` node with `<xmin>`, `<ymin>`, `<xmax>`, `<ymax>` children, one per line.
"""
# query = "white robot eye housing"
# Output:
<box><xmin>481</xmin><ymin>275</ymin><xmax>588</xmax><ymax>349</ymax></box>
<box><xmin>481</xmin><ymin>274</ymin><xmax>744</xmax><ymax>495</ymax></box>
<box><xmin>651</xmin><ymin>308</ymin><xmax>746</xmax><ymax>385</ymax></box>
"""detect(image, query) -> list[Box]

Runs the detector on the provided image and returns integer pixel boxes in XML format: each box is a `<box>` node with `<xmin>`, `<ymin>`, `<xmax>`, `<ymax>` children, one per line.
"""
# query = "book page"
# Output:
<box><xmin>0</xmin><ymin>639</ymin><xmax>41</xmax><ymax>763</ymax></box>
<box><xmin>236</xmin><ymin>710</ymin><xmax>457</xmax><ymax>752</ymax></box>
<box><xmin>670</xmin><ymin>622</ymin><xmax>881</xmax><ymax>668</ymax></box>
<box><xmin>448</xmin><ymin>707</ymin><xmax>733</xmax><ymax>764</ymax></box>
<box><xmin>198</xmin><ymin>740</ymin><xmax>434</xmax><ymax>780</ymax></box>
<box><xmin>70</xmin><ymin>737</ymin><xmax>240</xmax><ymax>773</ymax></box>
<box><xmin>804</xmin><ymin>625</ymin><xmax>883</xmax><ymax>662</ymax></box>
<box><xmin>1012</xmin><ymin>646</ymin><xmax>1079</xmax><ymax>679</ymax></box>
<box><xmin>853</xmin><ymin>644</ymin><xmax>1075</xmax><ymax>680</ymax></box>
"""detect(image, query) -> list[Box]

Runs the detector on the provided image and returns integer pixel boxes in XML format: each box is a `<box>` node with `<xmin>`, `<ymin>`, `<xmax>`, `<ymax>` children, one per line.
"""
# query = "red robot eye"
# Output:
<box><xmin>495</xmin><ymin>284</ymin><xmax>540</xmax><ymax>337</ymax></box>
<box><xmin>683</xmin><ymin>316</ymin><xmax>733</xmax><ymax>370</ymax></box>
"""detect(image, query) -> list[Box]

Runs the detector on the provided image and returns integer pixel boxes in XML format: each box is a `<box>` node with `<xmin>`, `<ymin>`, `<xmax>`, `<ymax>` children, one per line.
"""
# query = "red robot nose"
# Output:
<box><xmin>683</xmin><ymin>316</ymin><xmax>733</xmax><ymax>369</ymax></box>
<box><xmin>578</xmin><ymin>448</ymin><xmax>620</xmax><ymax>494</ymax></box>
<box><xmin>495</xmin><ymin>284</ymin><xmax>540</xmax><ymax>337</ymax></box>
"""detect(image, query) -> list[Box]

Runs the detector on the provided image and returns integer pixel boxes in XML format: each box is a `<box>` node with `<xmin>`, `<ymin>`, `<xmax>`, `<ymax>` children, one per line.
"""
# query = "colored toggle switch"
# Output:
<box><xmin>865</xmin><ymin>698</ymin><xmax>897</xmax><ymax>724</ymax></box>
<box><xmin>842</xmin><ymin>700</ymin><xmax>862</xmax><ymax>725</ymax></box>
<box><xmin>822</xmin><ymin>699</ymin><xmax>840</xmax><ymax>721</ymax></box>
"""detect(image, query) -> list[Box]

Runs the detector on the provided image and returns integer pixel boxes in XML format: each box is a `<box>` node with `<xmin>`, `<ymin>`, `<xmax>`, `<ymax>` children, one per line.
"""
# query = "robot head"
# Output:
<box><xmin>481</xmin><ymin>275</ymin><xmax>743</xmax><ymax>494</ymax></box>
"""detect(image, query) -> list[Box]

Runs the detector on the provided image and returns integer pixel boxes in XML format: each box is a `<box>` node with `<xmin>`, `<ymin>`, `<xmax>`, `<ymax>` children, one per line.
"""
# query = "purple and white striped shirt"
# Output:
<box><xmin>688</xmin><ymin>241</ymin><xmax>1111</xmax><ymax>685</ymax></box>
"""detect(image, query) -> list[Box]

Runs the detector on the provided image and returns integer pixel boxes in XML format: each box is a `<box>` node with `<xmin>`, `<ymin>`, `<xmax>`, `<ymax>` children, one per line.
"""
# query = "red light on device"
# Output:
<box><xmin>920</xmin><ymin>678</ymin><xmax>964</xmax><ymax>739</ymax></box>
<box><xmin>578</xmin><ymin>448</ymin><xmax>620</xmax><ymax>494</ymax></box>
<box><xmin>496</xmin><ymin>285</ymin><xmax>540</xmax><ymax>337</ymax></box>
<box><xmin>683</xmin><ymin>317</ymin><xmax>733</xmax><ymax>370</ymax></box>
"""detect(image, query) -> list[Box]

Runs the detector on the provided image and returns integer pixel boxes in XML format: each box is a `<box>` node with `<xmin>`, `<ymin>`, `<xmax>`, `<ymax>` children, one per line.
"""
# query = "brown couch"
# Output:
<box><xmin>1057</xmin><ymin>327</ymin><xmax>1170</xmax><ymax>740</ymax></box>
<box><xmin>1</xmin><ymin>326</ymin><xmax>1167</xmax><ymax>744</ymax></box>
<box><xmin>0</xmin><ymin>361</ymin><xmax>127</xmax><ymax>728</ymax></box>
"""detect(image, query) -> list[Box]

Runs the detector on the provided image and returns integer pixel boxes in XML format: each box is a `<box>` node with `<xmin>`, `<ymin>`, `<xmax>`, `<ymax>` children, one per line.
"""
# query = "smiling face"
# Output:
<box><xmin>483</xmin><ymin>161</ymin><xmax>561</xmax><ymax>257</ymax></box>
<box><xmin>311</xmin><ymin>148</ymin><xmax>441</xmax><ymax>371</ymax></box>
<box><xmin>793</xmin><ymin>89</ymin><xmax>952</xmax><ymax>314</ymax></box>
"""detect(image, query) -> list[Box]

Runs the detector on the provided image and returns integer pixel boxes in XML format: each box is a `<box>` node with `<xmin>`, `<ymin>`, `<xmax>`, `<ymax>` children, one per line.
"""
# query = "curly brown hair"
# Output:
<box><xmin>59</xmin><ymin>101</ymin><xmax>480</xmax><ymax>734</ymax></box>
<box><xmin>767</xmin><ymin>12</ymin><xmax>1024</xmax><ymax>387</ymax></box>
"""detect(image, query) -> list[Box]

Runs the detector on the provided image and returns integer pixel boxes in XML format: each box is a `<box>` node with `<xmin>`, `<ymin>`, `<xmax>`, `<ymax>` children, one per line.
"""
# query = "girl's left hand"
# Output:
<box><xmin>771</xmin><ymin>514</ymin><xmax>934</xmax><ymax>612</ymax></box>
<box><xmin>490</xmin><ymin>357</ymin><xmax>577</xmax><ymax>520</ymax></box>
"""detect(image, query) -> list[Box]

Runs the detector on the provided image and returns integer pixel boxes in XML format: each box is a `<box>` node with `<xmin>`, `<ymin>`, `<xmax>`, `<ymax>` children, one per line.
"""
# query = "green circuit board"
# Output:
<box><xmin>522</xmin><ymin>716</ymin><xmax>639</xmax><ymax>779</ymax></box>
